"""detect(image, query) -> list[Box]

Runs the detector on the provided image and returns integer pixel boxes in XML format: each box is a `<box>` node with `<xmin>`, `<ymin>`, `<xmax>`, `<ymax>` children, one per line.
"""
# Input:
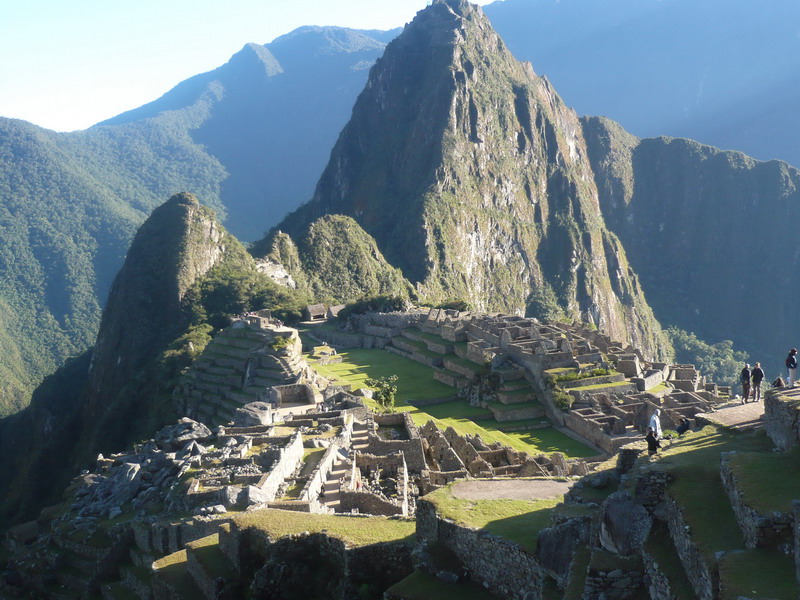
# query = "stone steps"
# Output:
<box><xmin>152</xmin><ymin>550</ymin><xmax>205</xmax><ymax>600</ymax></box>
<box><xmin>433</xmin><ymin>367</ymin><xmax>469</xmax><ymax>389</ymax></box>
<box><xmin>496</xmin><ymin>387</ymin><xmax>536</xmax><ymax>405</ymax></box>
<box><xmin>185</xmin><ymin>534</ymin><xmax>236</xmax><ymax>600</ymax></box>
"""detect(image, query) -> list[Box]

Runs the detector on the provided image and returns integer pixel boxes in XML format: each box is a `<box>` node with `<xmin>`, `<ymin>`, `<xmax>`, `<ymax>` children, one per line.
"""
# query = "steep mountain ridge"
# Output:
<box><xmin>0</xmin><ymin>27</ymin><xmax>389</xmax><ymax>415</ymax></box>
<box><xmin>277</xmin><ymin>0</ymin><xmax>669</xmax><ymax>359</ymax></box>
<box><xmin>583</xmin><ymin>116</ymin><xmax>800</xmax><ymax>369</ymax></box>
<box><xmin>0</xmin><ymin>193</ymin><xmax>243</xmax><ymax>523</ymax></box>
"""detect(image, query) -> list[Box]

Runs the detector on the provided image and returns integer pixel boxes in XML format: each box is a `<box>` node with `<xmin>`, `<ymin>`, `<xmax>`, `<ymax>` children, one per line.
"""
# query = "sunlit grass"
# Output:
<box><xmin>424</xmin><ymin>485</ymin><xmax>562</xmax><ymax>552</ymax></box>
<box><xmin>307</xmin><ymin>345</ymin><xmax>595</xmax><ymax>458</ymax></box>
<box><xmin>234</xmin><ymin>508</ymin><xmax>415</xmax><ymax>547</ymax></box>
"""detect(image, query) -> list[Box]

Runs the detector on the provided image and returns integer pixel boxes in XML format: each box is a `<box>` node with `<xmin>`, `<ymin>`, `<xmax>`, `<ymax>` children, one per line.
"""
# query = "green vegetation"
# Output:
<box><xmin>365</xmin><ymin>375</ymin><xmax>398</xmax><ymax>413</ymax></box>
<box><xmin>386</xmin><ymin>571</ymin><xmax>497</xmax><ymax>600</ymax></box>
<box><xmin>646</xmin><ymin>426</ymin><xmax>773</xmax><ymax>561</ymax></box>
<box><xmin>644</xmin><ymin>523</ymin><xmax>695</xmax><ymax>600</ymax></box>
<box><xmin>552</xmin><ymin>388</ymin><xmax>574</xmax><ymax>412</ymax></box>
<box><xmin>234</xmin><ymin>508</ymin><xmax>415</xmax><ymax>546</ymax></box>
<box><xmin>727</xmin><ymin>446</ymin><xmax>800</xmax><ymax>514</ymax></box>
<box><xmin>666</xmin><ymin>327</ymin><xmax>748</xmax><ymax>388</ymax></box>
<box><xmin>425</xmin><ymin>485</ymin><xmax>562</xmax><ymax>552</ymax></box>
<box><xmin>718</xmin><ymin>548</ymin><xmax>800</xmax><ymax>600</ymax></box>
<box><xmin>551</xmin><ymin>368</ymin><xmax>614</xmax><ymax>383</ymax></box>
<box><xmin>308</xmin><ymin>346</ymin><xmax>595</xmax><ymax>457</ymax></box>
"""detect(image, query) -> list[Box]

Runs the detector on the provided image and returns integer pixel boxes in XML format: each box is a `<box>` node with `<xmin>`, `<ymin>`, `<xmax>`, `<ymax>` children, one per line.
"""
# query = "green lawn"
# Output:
<box><xmin>728</xmin><ymin>446</ymin><xmax>800</xmax><ymax>514</ymax></box>
<box><xmin>308</xmin><ymin>346</ymin><xmax>595</xmax><ymax>458</ymax></box>
<box><xmin>234</xmin><ymin>508</ymin><xmax>415</xmax><ymax>546</ymax></box>
<box><xmin>648</xmin><ymin>426</ymin><xmax>773</xmax><ymax>562</ymax></box>
<box><xmin>718</xmin><ymin>548</ymin><xmax>800</xmax><ymax>599</ymax></box>
<box><xmin>424</xmin><ymin>485</ymin><xmax>562</xmax><ymax>552</ymax></box>
<box><xmin>386</xmin><ymin>571</ymin><xmax>497</xmax><ymax>600</ymax></box>
<box><xmin>309</xmin><ymin>347</ymin><xmax>455</xmax><ymax>402</ymax></box>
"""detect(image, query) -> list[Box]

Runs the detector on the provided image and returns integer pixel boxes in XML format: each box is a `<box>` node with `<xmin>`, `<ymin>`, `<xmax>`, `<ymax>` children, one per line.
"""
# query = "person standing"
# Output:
<box><xmin>648</xmin><ymin>408</ymin><xmax>662</xmax><ymax>439</ymax></box>
<box><xmin>646</xmin><ymin>427</ymin><xmax>661</xmax><ymax>456</ymax></box>
<box><xmin>786</xmin><ymin>349</ymin><xmax>798</xmax><ymax>387</ymax></box>
<box><xmin>751</xmin><ymin>362</ymin><xmax>765</xmax><ymax>402</ymax></box>
<box><xmin>740</xmin><ymin>364</ymin><xmax>751</xmax><ymax>403</ymax></box>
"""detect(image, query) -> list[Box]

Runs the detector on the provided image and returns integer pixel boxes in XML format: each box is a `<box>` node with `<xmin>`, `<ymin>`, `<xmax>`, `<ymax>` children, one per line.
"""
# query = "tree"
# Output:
<box><xmin>365</xmin><ymin>375</ymin><xmax>398</xmax><ymax>413</ymax></box>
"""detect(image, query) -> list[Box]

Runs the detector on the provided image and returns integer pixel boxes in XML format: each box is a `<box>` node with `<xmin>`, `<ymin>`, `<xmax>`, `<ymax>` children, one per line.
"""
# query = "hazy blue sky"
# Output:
<box><xmin>0</xmin><ymin>0</ymin><xmax>494</xmax><ymax>132</ymax></box>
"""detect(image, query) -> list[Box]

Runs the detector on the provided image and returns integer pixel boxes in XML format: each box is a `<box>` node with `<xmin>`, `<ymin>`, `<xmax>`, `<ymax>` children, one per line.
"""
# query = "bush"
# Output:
<box><xmin>553</xmin><ymin>387</ymin><xmax>574</xmax><ymax>412</ymax></box>
<box><xmin>365</xmin><ymin>375</ymin><xmax>398</xmax><ymax>413</ymax></box>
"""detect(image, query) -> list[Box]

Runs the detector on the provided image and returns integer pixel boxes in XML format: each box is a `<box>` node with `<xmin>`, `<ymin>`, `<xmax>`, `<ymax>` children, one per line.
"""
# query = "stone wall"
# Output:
<box><xmin>364</xmin><ymin>414</ymin><xmax>426</xmax><ymax>472</ymax></box>
<box><xmin>764</xmin><ymin>389</ymin><xmax>800</xmax><ymax>450</ymax></box>
<box><xmin>299</xmin><ymin>444</ymin><xmax>341</xmax><ymax>513</ymax></box>
<box><xmin>339</xmin><ymin>490</ymin><xmax>404</xmax><ymax>516</ymax></box>
<box><xmin>416</xmin><ymin>499</ymin><xmax>545</xmax><ymax>600</ymax></box>
<box><xmin>255</xmin><ymin>432</ymin><xmax>304</xmax><ymax>502</ymax></box>
<box><xmin>663</xmin><ymin>494</ymin><xmax>716</xmax><ymax>600</ymax></box>
<box><xmin>641</xmin><ymin>548</ymin><xmax>681</xmax><ymax>600</ymax></box>
<box><xmin>719</xmin><ymin>453</ymin><xmax>793</xmax><ymax>548</ymax></box>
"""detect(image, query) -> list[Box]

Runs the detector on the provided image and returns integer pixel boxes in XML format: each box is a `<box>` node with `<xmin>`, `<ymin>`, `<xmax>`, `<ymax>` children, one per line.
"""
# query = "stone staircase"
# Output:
<box><xmin>173</xmin><ymin>325</ymin><xmax>306</xmax><ymax>426</ymax></box>
<box><xmin>385</xmin><ymin>327</ymin><xmax>544</xmax><ymax>421</ymax></box>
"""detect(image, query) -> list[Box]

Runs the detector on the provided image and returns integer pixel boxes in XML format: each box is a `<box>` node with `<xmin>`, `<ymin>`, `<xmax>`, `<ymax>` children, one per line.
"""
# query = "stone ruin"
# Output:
<box><xmin>172</xmin><ymin>314</ymin><xmax>323</xmax><ymax>424</ymax></box>
<box><xmin>313</xmin><ymin>308</ymin><xmax>731</xmax><ymax>456</ymax></box>
<box><xmin>418</xmin><ymin>421</ymin><xmax>589</xmax><ymax>494</ymax></box>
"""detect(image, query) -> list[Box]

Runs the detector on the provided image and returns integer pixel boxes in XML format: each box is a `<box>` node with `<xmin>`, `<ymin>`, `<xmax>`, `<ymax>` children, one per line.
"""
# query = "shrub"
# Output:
<box><xmin>553</xmin><ymin>387</ymin><xmax>574</xmax><ymax>412</ymax></box>
<box><xmin>365</xmin><ymin>375</ymin><xmax>399</xmax><ymax>413</ymax></box>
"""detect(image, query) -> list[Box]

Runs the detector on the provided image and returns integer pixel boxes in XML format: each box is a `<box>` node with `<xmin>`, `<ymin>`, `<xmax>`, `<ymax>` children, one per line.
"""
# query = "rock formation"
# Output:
<box><xmin>276</xmin><ymin>0</ymin><xmax>669</xmax><ymax>360</ymax></box>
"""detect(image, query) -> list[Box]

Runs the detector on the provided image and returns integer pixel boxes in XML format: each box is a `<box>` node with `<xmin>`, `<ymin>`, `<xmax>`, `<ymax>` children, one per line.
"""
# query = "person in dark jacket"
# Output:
<box><xmin>751</xmin><ymin>362</ymin><xmax>765</xmax><ymax>402</ymax></box>
<box><xmin>646</xmin><ymin>427</ymin><xmax>661</xmax><ymax>456</ymax></box>
<box><xmin>786</xmin><ymin>349</ymin><xmax>798</xmax><ymax>387</ymax></box>
<box><xmin>740</xmin><ymin>364</ymin><xmax>751</xmax><ymax>403</ymax></box>
<box><xmin>676</xmin><ymin>418</ymin><xmax>691</xmax><ymax>435</ymax></box>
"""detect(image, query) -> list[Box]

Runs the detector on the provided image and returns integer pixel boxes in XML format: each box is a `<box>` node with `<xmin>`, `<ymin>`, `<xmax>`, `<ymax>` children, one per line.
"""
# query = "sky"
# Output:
<box><xmin>0</xmin><ymin>0</ymin><xmax>495</xmax><ymax>132</ymax></box>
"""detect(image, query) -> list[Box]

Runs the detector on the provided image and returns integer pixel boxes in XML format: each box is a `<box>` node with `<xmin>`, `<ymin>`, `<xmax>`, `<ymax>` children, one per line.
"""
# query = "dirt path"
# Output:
<box><xmin>696</xmin><ymin>399</ymin><xmax>765</xmax><ymax>431</ymax></box>
<box><xmin>450</xmin><ymin>478</ymin><xmax>573</xmax><ymax>501</ymax></box>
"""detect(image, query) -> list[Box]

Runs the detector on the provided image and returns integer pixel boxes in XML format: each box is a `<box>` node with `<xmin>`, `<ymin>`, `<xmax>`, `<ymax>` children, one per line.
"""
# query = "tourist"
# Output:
<box><xmin>751</xmin><ymin>362</ymin><xmax>765</xmax><ymax>401</ymax></box>
<box><xmin>648</xmin><ymin>408</ymin><xmax>662</xmax><ymax>439</ymax></box>
<box><xmin>786</xmin><ymin>348</ymin><xmax>798</xmax><ymax>387</ymax></box>
<box><xmin>740</xmin><ymin>363</ymin><xmax>751</xmax><ymax>403</ymax></box>
<box><xmin>676</xmin><ymin>418</ymin><xmax>691</xmax><ymax>436</ymax></box>
<box><xmin>645</xmin><ymin>427</ymin><xmax>661</xmax><ymax>456</ymax></box>
<box><xmin>773</xmin><ymin>377</ymin><xmax>786</xmax><ymax>388</ymax></box>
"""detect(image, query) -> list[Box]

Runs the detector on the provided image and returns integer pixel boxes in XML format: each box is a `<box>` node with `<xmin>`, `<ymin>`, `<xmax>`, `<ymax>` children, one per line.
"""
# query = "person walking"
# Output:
<box><xmin>648</xmin><ymin>408</ymin><xmax>662</xmax><ymax>439</ymax></box>
<box><xmin>751</xmin><ymin>362</ymin><xmax>765</xmax><ymax>402</ymax></box>
<box><xmin>786</xmin><ymin>349</ymin><xmax>798</xmax><ymax>387</ymax></box>
<box><xmin>645</xmin><ymin>427</ymin><xmax>661</xmax><ymax>456</ymax></box>
<box><xmin>740</xmin><ymin>363</ymin><xmax>752</xmax><ymax>403</ymax></box>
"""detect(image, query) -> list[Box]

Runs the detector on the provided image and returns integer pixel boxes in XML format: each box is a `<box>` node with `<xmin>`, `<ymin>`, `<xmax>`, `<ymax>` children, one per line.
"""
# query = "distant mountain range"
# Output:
<box><xmin>2</xmin><ymin>0</ymin><xmax>800</xmax><ymax>416</ymax></box>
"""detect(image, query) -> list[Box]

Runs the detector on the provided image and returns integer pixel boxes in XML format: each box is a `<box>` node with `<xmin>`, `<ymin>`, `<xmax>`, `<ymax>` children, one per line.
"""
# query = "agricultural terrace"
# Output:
<box><xmin>304</xmin><ymin>343</ymin><xmax>595</xmax><ymax>459</ymax></box>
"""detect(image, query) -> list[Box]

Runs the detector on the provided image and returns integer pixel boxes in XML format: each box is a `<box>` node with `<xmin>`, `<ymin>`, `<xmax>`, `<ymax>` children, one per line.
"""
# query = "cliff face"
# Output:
<box><xmin>279</xmin><ymin>0</ymin><xmax>669</xmax><ymax>359</ymax></box>
<box><xmin>266</xmin><ymin>215</ymin><xmax>412</xmax><ymax>304</ymax></box>
<box><xmin>583</xmin><ymin>116</ymin><xmax>800</xmax><ymax>366</ymax></box>
<box><xmin>82</xmin><ymin>193</ymin><xmax>229</xmax><ymax>447</ymax></box>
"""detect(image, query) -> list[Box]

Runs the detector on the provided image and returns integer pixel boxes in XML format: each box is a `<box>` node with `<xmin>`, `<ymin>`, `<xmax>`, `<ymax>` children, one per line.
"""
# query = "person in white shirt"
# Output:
<box><xmin>648</xmin><ymin>408</ymin><xmax>662</xmax><ymax>439</ymax></box>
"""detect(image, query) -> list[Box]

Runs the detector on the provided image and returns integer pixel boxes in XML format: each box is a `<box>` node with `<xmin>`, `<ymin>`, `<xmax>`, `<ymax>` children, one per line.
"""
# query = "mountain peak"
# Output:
<box><xmin>277</xmin><ymin>0</ymin><xmax>669</xmax><ymax>359</ymax></box>
<box><xmin>225</xmin><ymin>42</ymin><xmax>283</xmax><ymax>77</ymax></box>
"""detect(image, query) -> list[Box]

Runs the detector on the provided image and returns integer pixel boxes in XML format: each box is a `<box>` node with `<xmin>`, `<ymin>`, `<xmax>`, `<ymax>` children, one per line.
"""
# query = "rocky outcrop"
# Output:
<box><xmin>80</xmin><ymin>193</ymin><xmax>231</xmax><ymax>455</ymax></box>
<box><xmin>277</xmin><ymin>0</ymin><xmax>669</xmax><ymax>359</ymax></box>
<box><xmin>583</xmin><ymin>114</ymin><xmax>800</xmax><ymax>364</ymax></box>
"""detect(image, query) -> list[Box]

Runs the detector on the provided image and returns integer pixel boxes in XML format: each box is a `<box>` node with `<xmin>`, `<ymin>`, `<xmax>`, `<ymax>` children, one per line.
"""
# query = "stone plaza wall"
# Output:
<box><xmin>663</xmin><ymin>494</ymin><xmax>716</xmax><ymax>600</ymax></box>
<box><xmin>416</xmin><ymin>499</ymin><xmax>545</xmax><ymax>600</ymax></box>
<box><xmin>719</xmin><ymin>453</ymin><xmax>793</xmax><ymax>548</ymax></box>
<box><xmin>764</xmin><ymin>389</ymin><xmax>800</xmax><ymax>450</ymax></box>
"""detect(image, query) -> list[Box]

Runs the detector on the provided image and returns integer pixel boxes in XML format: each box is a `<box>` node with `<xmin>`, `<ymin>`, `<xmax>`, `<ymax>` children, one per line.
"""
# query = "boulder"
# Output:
<box><xmin>536</xmin><ymin>516</ymin><xmax>591</xmax><ymax>581</ymax></box>
<box><xmin>234</xmin><ymin>401</ymin><xmax>274</xmax><ymax>426</ymax></box>
<box><xmin>599</xmin><ymin>492</ymin><xmax>652</xmax><ymax>556</ymax></box>
<box><xmin>155</xmin><ymin>418</ymin><xmax>212</xmax><ymax>451</ymax></box>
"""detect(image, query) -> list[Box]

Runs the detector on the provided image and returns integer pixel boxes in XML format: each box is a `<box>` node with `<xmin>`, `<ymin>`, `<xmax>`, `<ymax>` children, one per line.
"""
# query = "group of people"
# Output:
<box><xmin>644</xmin><ymin>408</ymin><xmax>691</xmax><ymax>456</ymax></box>
<box><xmin>739</xmin><ymin>361</ymin><xmax>766</xmax><ymax>403</ymax></box>
<box><xmin>738</xmin><ymin>348</ymin><xmax>800</xmax><ymax>403</ymax></box>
